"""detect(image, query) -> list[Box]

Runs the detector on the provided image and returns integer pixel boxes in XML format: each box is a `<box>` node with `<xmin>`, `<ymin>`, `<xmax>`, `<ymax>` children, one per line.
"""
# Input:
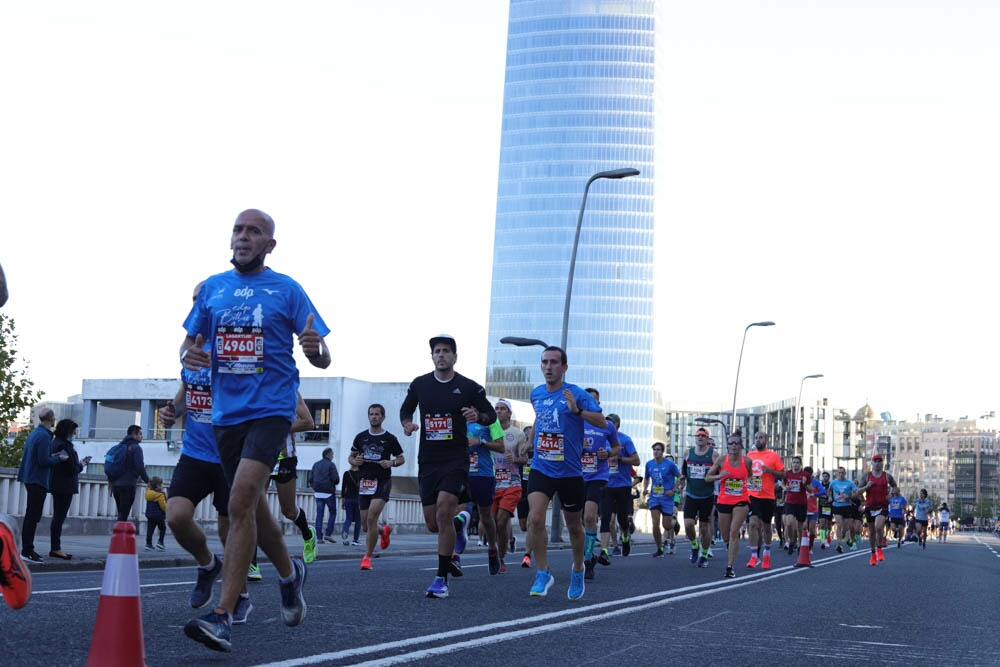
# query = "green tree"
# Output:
<box><xmin>0</xmin><ymin>313</ymin><xmax>44</xmax><ymax>467</ymax></box>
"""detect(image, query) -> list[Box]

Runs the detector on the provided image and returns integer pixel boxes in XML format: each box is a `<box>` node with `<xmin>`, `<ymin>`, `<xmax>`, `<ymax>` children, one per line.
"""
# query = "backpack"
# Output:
<box><xmin>104</xmin><ymin>443</ymin><xmax>131</xmax><ymax>481</ymax></box>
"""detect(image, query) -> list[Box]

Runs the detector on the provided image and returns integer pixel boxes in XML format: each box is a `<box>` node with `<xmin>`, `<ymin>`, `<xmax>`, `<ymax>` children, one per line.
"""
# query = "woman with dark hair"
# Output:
<box><xmin>48</xmin><ymin>419</ymin><xmax>91</xmax><ymax>559</ymax></box>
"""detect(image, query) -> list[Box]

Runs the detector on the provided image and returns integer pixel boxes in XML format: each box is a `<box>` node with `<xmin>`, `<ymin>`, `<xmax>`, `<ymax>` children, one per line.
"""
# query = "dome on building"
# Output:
<box><xmin>854</xmin><ymin>404</ymin><xmax>876</xmax><ymax>421</ymax></box>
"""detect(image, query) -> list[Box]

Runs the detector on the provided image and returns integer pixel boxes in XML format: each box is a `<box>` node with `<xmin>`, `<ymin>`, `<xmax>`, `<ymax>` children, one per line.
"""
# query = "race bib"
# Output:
<box><xmin>185</xmin><ymin>384</ymin><xmax>212</xmax><ymax>423</ymax></box>
<box><xmin>495</xmin><ymin>467</ymin><xmax>510</xmax><ymax>483</ymax></box>
<box><xmin>359</xmin><ymin>478</ymin><xmax>378</xmax><ymax>496</ymax></box>
<box><xmin>424</xmin><ymin>415</ymin><xmax>453</xmax><ymax>441</ymax></box>
<box><xmin>747</xmin><ymin>476</ymin><xmax>762</xmax><ymax>492</ymax></box>
<box><xmin>581</xmin><ymin>452</ymin><xmax>597</xmax><ymax>473</ymax></box>
<box><xmin>537</xmin><ymin>432</ymin><xmax>564</xmax><ymax>462</ymax></box>
<box><xmin>724</xmin><ymin>478</ymin><xmax>744</xmax><ymax>496</ymax></box>
<box><xmin>469</xmin><ymin>451</ymin><xmax>479</xmax><ymax>472</ymax></box>
<box><xmin>609</xmin><ymin>459</ymin><xmax>619</xmax><ymax>474</ymax></box>
<box><xmin>869</xmin><ymin>507</ymin><xmax>882</xmax><ymax>516</ymax></box>
<box><xmin>652</xmin><ymin>484</ymin><xmax>664</xmax><ymax>497</ymax></box>
<box><xmin>215</xmin><ymin>325</ymin><xmax>264</xmax><ymax>374</ymax></box>
<box><xmin>688</xmin><ymin>464</ymin><xmax>707</xmax><ymax>479</ymax></box>
<box><xmin>788</xmin><ymin>479</ymin><xmax>801</xmax><ymax>492</ymax></box>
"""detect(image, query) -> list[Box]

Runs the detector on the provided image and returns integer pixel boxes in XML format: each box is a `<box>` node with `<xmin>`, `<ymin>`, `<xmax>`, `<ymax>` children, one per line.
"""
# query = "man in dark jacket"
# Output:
<box><xmin>109</xmin><ymin>425</ymin><xmax>150</xmax><ymax>525</ymax></box>
<box><xmin>16</xmin><ymin>408</ymin><xmax>66</xmax><ymax>563</ymax></box>
<box><xmin>310</xmin><ymin>448</ymin><xmax>340</xmax><ymax>542</ymax></box>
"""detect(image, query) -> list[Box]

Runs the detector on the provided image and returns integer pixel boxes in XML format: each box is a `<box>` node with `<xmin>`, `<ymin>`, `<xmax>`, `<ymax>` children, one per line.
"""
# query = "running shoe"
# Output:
<box><xmin>247</xmin><ymin>563</ymin><xmax>263</xmax><ymax>582</ymax></box>
<box><xmin>0</xmin><ymin>514</ymin><xmax>31</xmax><ymax>610</ymax></box>
<box><xmin>190</xmin><ymin>555</ymin><xmax>223</xmax><ymax>608</ymax></box>
<box><xmin>584</xmin><ymin>556</ymin><xmax>596</xmax><ymax>581</ymax></box>
<box><xmin>761</xmin><ymin>553</ymin><xmax>771</xmax><ymax>570</ymax></box>
<box><xmin>425</xmin><ymin>576</ymin><xmax>449</xmax><ymax>599</ymax></box>
<box><xmin>598</xmin><ymin>550</ymin><xmax>612</xmax><ymax>566</ymax></box>
<box><xmin>303</xmin><ymin>527</ymin><xmax>318</xmax><ymax>565</ymax></box>
<box><xmin>521</xmin><ymin>554</ymin><xmax>532</xmax><ymax>568</ymax></box>
<box><xmin>567</xmin><ymin>568</ymin><xmax>585</xmax><ymax>601</ymax></box>
<box><xmin>488</xmin><ymin>549</ymin><xmax>501</xmax><ymax>575</ymax></box>
<box><xmin>351</xmin><ymin>540</ymin><xmax>361</xmax><ymax>546</ymax></box>
<box><xmin>184</xmin><ymin>608</ymin><xmax>232</xmax><ymax>653</ymax></box>
<box><xmin>144</xmin><ymin>544</ymin><xmax>155</xmax><ymax>551</ymax></box>
<box><xmin>724</xmin><ymin>566</ymin><xmax>735</xmax><ymax>579</ymax></box>
<box><xmin>622</xmin><ymin>535</ymin><xmax>631</xmax><ymax>557</ymax></box>
<box><xmin>876</xmin><ymin>547</ymin><xmax>885</xmax><ymax>562</ymax></box>
<box><xmin>836</xmin><ymin>544</ymin><xmax>843</xmax><ymax>554</ymax></box>
<box><xmin>498</xmin><ymin>559</ymin><xmax>507</xmax><ymax>574</ymax></box>
<box><xmin>745</xmin><ymin>555</ymin><xmax>759</xmax><ymax>569</ymax></box>
<box><xmin>706</xmin><ymin>548</ymin><xmax>714</xmax><ymax>558</ymax></box>
<box><xmin>611</xmin><ymin>546</ymin><xmax>622</xmax><ymax>556</ymax></box>
<box><xmin>698</xmin><ymin>555</ymin><xmax>709</xmax><ymax>568</ymax></box>
<box><xmin>279</xmin><ymin>557</ymin><xmax>307</xmax><ymax>627</ymax></box>
<box><xmin>820</xmin><ymin>542</ymin><xmax>827</xmax><ymax>550</ymax></box>
<box><xmin>360</xmin><ymin>555</ymin><xmax>373</xmax><ymax>571</ymax></box>
<box><xmin>869</xmin><ymin>553</ymin><xmax>877</xmax><ymax>566</ymax></box>
<box><xmin>448</xmin><ymin>555</ymin><xmax>463</xmax><ymax>578</ymax></box>
<box><xmin>231</xmin><ymin>595</ymin><xmax>253</xmax><ymax>625</ymax></box>
<box><xmin>690</xmin><ymin>547</ymin><xmax>699</xmax><ymax>564</ymax></box>
<box><xmin>380</xmin><ymin>524</ymin><xmax>392</xmax><ymax>550</ymax></box>
<box><xmin>850</xmin><ymin>543</ymin><xmax>858</xmax><ymax>551</ymax></box>
<box><xmin>453</xmin><ymin>511</ymin><xmax>470</xmax><ymax>555</ymax></box>
<box><xmin>155</xmin><ymin>543</ymin><xmax>166</xmax><ymax>551</ymax></box>
<box><xmin>652</xmin><ymin>547</ymin><xmax>664</xmax><ymax>558</ymax></box>
<box><xmin>529</xmin><ymin>570</ymin><xmax>554</xmax><ymax>597</ymax></box>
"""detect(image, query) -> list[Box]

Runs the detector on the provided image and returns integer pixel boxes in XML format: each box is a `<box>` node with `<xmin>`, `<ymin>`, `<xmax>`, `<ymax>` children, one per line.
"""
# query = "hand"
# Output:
<box><xmin>597</xmin><ymin>448</ymin><xmax>609</xmax><ymax>460</ymax></box>
<box><xmin>379</xmin><ymin>460</ymin><xmax>392</xmax><ymax>469</ymax></box>
<box><xmin>82</xmin><ymin>456</ymin><xmax>92</xmax><ymax>465</ymax></box>
<box><xmin>182</xmin><ymin>333</ymin><xmax>211</xmax><ymax>370</ymax></box>
<box><xmin>403</xmin><ymin>421</ymin><xmax>419</xmax><ymax>436</ymax></box>
<box><xmin>58</xmin><ymin>453</ymin><xmax>69</xmax><ymax>461</ymax></box>
<box><xmin>460</xmin><ymin>407</ymin><xmax>479</xmax><ymax>423</ymax></box>
<box><xmin>298</xmin><ymin>313</ymin><xmax>321</xmax><ymax>357</ymax></box>
<box><xmin>562</xmin><ymin>389</ymin><xmax>578</xmax><ymax>414</ymax></box>
<box><xmin>159</xmin><ymin>399</ymin><xmax>177</xmax><ymax>428</ymax></box>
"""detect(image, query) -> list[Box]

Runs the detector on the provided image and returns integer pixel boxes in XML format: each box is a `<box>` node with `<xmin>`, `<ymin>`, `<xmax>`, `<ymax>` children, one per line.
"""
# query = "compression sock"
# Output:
<box><xmin>584</xmin><ymin>530</ymin><xmax>597</xmax><ymax>559</ymax></box>
<box><xmin>437</xmin><ymin>555</ymin><xmax>451</xmax><ymax>580</ymax></box>
<box><xmin>295</xmin><ymin>508</ymin><xmax>311</xmax><ymax>539</ymax></box>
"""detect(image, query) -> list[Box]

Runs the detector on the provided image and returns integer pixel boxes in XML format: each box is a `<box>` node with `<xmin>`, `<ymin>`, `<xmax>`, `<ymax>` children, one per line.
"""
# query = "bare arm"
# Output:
<box><xmin>291</xmin><ymin>393</ymin><xmax>314</xmax><ymax>433</ymax></box>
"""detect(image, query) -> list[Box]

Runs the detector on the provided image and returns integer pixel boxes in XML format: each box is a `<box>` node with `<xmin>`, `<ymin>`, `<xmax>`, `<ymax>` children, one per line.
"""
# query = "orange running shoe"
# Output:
<box><xmin>0</xmin><ymin>514</ymin><xmax>32</xmax><ymax>610</ymax></box>
<box><xmin>380</xmin><ymin>524</ymin><xmax>392</xmax><ymax>551</ymax></box>
<box><xmin>869</xmin><ymin>553</ymin><xmax>877</xmax><ymax>566</ymax></box>
<box><xmin>746</xmin><ymin>555</ymin><xmax>759</xmax><ymax>569</ymax></box>
<box><xmin>761</xmin><ymin>553</ymin><xmax>771</xmax><ymax>570</ymax></box>
<box><xmin>360</xmin><ymin>555</ymin><xmax>373</xmax><ymax>571</ymax></box>
<box><xmin>876</xmin><ymin>547</ymin><xmax>885</xmax><ymax>562</ymax></box>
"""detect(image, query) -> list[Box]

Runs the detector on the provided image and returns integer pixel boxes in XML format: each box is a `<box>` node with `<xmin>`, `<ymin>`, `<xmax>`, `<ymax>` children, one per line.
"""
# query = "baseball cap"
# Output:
<box><xmin>695</xmin><ymin>427</ymin><xmax>710</xmax><ymax>437</ymax></box>
<box><xmin>429</xmin><ymin>334</ymin><xmax>456</xmax><ymax>352</ymax></box>
<box><xmin>496</xmin><ymin>398</ymin><xmax>512</xmax><ymax>411</ymax></box>
<box><xmin>872</xmin><ymin>453</ymin><xmax>884</xmax><ymax>461</ymax></box>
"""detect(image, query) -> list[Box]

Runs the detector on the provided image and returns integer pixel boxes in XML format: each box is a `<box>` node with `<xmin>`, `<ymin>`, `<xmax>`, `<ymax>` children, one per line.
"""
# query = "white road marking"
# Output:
<box><xmin>33</xmin><ymin>581</ymin><xmax>195</xmax><ymax>595</ymax></box>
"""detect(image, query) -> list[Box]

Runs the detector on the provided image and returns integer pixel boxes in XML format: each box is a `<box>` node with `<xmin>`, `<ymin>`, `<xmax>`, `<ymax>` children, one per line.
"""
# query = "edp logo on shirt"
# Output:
<box><xmin>234</xmin><ymin>287</ymin><xmax>254</xmax><ymax>298</ymax></box>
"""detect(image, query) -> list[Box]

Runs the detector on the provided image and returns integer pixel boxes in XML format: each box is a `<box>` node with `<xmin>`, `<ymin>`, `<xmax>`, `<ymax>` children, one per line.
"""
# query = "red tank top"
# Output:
<box><xmin>784</xmin><ymin>470</ymin><xmax>811</xmax><ymax>505</ymax></box>
<box><xmin>717</xmin><ymin>455</ymin><xmax>749</xmax><ymax>505</ymax></box>
<box><xmin>864</xmin><ymin>471</ymin><xmax>889</xmax><ymax>507</ymax></box>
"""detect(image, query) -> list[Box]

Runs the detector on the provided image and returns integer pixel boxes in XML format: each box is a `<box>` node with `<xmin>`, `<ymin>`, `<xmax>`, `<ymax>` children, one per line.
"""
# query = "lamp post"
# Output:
<box><xmin>730</xmin><ymin>321</ymin><xmax>775</xmax><ymax>432</ymax></box>
<box><xmin>561</xmin><ymin>168</ymin><xmax>640</xmax><ymax>350</ymax></box>
<box><xmin>793</xmin><ymin>373</ymin><xmax>824</xmax><ymax>458</ymax></box>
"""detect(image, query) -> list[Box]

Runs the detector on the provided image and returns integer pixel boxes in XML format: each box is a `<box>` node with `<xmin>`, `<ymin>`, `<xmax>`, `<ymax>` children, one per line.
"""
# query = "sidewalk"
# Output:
<box><xmin>22</xmin><ymin>527</ymin><xmax>617</xmax><ymax>572</ymax></box>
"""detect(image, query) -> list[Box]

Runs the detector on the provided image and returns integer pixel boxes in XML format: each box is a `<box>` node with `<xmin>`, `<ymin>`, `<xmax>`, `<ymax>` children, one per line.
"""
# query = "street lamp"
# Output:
<box><xmin>730</xmin><ymin>321</ymin><xmax>775</xmax><ymax>432</ymax></box>
<box><xmin>561</xmin><ymin>167</ymin><xmax>640</xmax><ymax>350</ymax></box>
<box><xmin>499</xmin><ymin>336</ymin><xmax>549</xmax><ymax>348</ymax></box>
<box><xmin>793</xmin><ymin>374</ymin><xmax>824</xmax><ymax>457</ymax></box>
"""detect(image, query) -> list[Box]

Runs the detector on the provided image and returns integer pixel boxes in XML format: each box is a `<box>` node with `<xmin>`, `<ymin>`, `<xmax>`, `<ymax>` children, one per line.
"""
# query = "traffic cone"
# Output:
<box><xmin>794</xmin><ymin>528</ymin><xmax>813</xmax><ymax>568</ymax></box>
<box><xmin>86</xmin><ymin>521</ymin><xmax>146</xmax><ymax>667</ymax></box>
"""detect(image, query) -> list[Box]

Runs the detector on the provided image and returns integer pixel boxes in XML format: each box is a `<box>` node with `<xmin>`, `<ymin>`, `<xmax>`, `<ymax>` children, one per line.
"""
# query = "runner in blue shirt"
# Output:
<box><xmin>828</xmin><ymin>467</ymin><xmax>858</xmax><ymax>553</ymax></box>
<box><xmin>644</xmin><ymin>443</ymin><xmax>681</xmax><ymax>556</ymax></box>
<box><xmin>580</xmin><ymin>388</ymin><xmax>620</xmax><ymax>582</ymax></box>
<box><xmin>599</xmin><ymin>414</ymin><xmax>640</xmax><ymax>562</ymax></box>
<box><xmin>527</xmin><ymin>346</ymin><xmax>605</xmax><ymax>601</ymax></box>
<box><xmin>180</xmin><ymin>209</ymin><xmax>330</xmax><ymax>652</ymax></box>
<box><xmin>912</xmin><ymin>489</ymin><xmax>932</xmax><ymax>549</ymax></box>
<box><xmin>464</xmin><ymin>421</ymin><xmax>505</xmax><ymax>574</ymax></box>
<box><xmin>888</xmin><ymin>487</ymin><xmax>908</xmax><ymax>548</ymax></box>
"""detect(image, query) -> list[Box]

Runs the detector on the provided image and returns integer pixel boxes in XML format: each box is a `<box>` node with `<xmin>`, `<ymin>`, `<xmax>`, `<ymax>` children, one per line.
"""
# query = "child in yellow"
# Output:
<box><xmin>144</xmin><ymin>476</ymin><xmax>168</xmax><ymax>551</ymax></box>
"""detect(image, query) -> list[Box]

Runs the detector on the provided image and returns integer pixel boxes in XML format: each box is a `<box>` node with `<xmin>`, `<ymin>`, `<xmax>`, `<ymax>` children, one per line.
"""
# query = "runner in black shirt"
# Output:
<box><xmin>399</xmin><ymin>334</ymin><xmax>498</xmax><ymax>599</ymax></box>
<box><xmin>350</xmin><ymin>404</ymin><xmax>404</xmax><ymax>571</ymax></box>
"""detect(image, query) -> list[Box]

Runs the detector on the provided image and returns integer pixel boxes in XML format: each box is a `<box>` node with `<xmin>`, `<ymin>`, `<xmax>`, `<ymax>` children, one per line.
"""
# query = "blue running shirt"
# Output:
<box><xmin>468</xmin><ymin>423</ymin><xmax>495</xmax><ymax>478</ymax></box>
<box><xmin>829</xmin><ymin>479</ymin><xmax>857</xmax><ymax>507</ymax></box>
<box><xmin>179</xmin><ymin>341</ymin><xmax>220</xmax><ymax>463</ymax></box>
<box><xmin>582</xmin><ymin>420</ymin><xmax>617</xmax><ymax>482</ymax></box>
<box><xmin>183</xmin><ymin>269</ymin><xmax>329</xmax><ymax>426</ymax></box>
<box><xmin>530</xmin><ymin>383</ymin><xmax>601</xmax><ymax>479</ymax></box>
<box><xmin>645</xmin><ymin>458</ymin><xmax>680</xmax><ymax>498</ymax></box>
<box><xmin>607</xmin><ymin>432</ymin><xmax>637</xmax><ymax>488</ymax></box>
<box><xmin>888</xmin><ymin>494</ymin><xmax>907</xmax><ymax>518</ymax></box>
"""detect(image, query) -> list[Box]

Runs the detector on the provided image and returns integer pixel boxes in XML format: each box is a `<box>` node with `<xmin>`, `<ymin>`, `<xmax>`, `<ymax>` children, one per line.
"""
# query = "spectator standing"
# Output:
<box><xmin>48</xmin><ymin>419</ymin><xmax>90</xmax><ymax>559</ymax></box>
<box><xmin>108</xmin><ymin>425</ymin><xmax>150</xmax><ymax>526</ymax></box>
<box><xmin>309</xmin><ymin>448</ymin><xmax>340</xmax><ymax>542</ymax></box>
<box><xmin>16</xmin><ymin>408</ymin><xmax>65</xmax><ymax>563</ymax></box>
<box><xmin>341</xmin><ymin>464</ymin><xmax>361</xmax><ymax>545</ymax></box>
<box><xmin>145</xmin><ymin>477</ymin><xmax>168</xmax><ymax>550</ymax></box>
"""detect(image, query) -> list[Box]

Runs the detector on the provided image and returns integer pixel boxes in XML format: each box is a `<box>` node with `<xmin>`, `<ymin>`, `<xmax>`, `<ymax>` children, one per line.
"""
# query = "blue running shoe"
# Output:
<box><xmin>529</xmin><ymin>570</ymin><xmax>554</xmax><ymax>597</ymax></box>
<box><xmin>231</xmin><ymin>595</ymin><xmax>253</xmax><ymax>625</ymax></box>
<box><xmin>426</xmin><ymin>576</ymin><xmax>449</xmax><ymax>598</ymax></box>
<box><xmin>453</xmin><ymin>511</ymin><xmax>470</xmax><ymax>555</ymax></box>
<box><xmin>690</xmin><ymin>548</ymin><xmax>699</xmax><ymax>564</ymax></box>
<box><xmin>567</xmin><ymin>568</ymin><xmax>585</xmax><ymax>601</ymax></box>
<box><xmin>184</xmin><ymin>608</ymin><xmax>232</xmax><ymax>652</ymax></box>
<box><xmin>698</xmin><ymin>555</ymin><xmax>709</xmax><ymax>568</ymax></box>
<box><xmin>279</xmin><ymin>557</ymin><xmax>307</xmax><ymax>627</ymax></box>
<box><xmin>190</xmin><ymin>555</ymin><xmax>223</xmax><ymax>609</ymax></box>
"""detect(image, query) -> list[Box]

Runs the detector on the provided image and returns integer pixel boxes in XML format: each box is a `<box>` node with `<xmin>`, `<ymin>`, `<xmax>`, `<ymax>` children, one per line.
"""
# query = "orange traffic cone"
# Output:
<box><xmin>86</xmin><ymin>521</ymin><xmax>146</xmax><ymax>667</ymax></box>
<box><xmin>794</xmin><ymin>528</ymin><xmax>813</xmax><ymax>568</ymax></box>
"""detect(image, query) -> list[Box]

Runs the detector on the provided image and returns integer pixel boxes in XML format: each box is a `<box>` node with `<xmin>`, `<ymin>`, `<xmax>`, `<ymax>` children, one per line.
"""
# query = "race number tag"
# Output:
<box><xmin>469</xmin><ymin>451</ymin><xmax>479</xmax><ymax>472</ymax></box>
<box><xmin>185</xmin><ymin>384</ymin><xmax>212</xmax><ymax>423</ymax></box>
<box><xmin>724</xmin><ymin>478</ymin><xmax>744</xmax><ymax>496</ymax></box>
<box><xmin>788</xmin><ymin>479</ymin><xmax>801</xmax><ymax>493</ymax></box>
<box><xmin>424</xmin><ymin>415</ymin><xmax>453</xmax><ymax>441</ymax></box>
<box><xmin>652</xmin><ymin>484</ymin><xmax>664</xmax><ymax>497</ymax></box>
<box><xmin>609</xmin><ymin>458</ymin><xmax>619</xmax><ymax>474</ymax></box>
<box><xmin>537</xmin><ymin>432</ymin><xmax>564</xmax><ymax>462</ymax></box>
<box><xmin>495</xmin><ymin>467</ymin><xmax>510</xmax><ymax>483</ymax></box>
<box><xmin>688</xmin><ymin>464</ymin><xmax>707</xmax><ymax>479</ymax></box>
<box><xmin>581</xmin><ymin>452</ymin><xmax>597</xmax><ymax>473</ymax></box>
<box><xmin>747</xmin><ymin>476</ymin><xmax>763</xmax><ymax>493</ymax></box>
<box><xmin>359</xmin><ymin>478</ymin><xmax>378</xmax><ymax>496</ymax></box>
<box><xmin>216</xmin><ymin>326</ymin><xmax>264</xmax><ymax>374</ymax></box>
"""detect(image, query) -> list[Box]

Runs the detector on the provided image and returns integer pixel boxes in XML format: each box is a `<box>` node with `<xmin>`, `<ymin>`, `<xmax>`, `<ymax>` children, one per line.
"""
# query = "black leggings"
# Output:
<box><xmin>600</xmin><ymin>486</ymin><xmax>632</xmax><ymax>534</ymax></box>
<box><xmin>146</xmin><ymin>517</ymin><xmax>166</xmax><ymax>545</ymax></box>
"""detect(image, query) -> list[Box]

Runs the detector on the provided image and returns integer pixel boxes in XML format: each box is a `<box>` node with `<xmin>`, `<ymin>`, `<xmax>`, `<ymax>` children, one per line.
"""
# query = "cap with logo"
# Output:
<box><xmin>429</xmin><ymin>334</ymin><xmax>456</xmax><ymax>353</ymax></box>
<box><xmin>695</xmin><ymin>427</ymin><xmax>710</xmax><ymax>437</ymax></box>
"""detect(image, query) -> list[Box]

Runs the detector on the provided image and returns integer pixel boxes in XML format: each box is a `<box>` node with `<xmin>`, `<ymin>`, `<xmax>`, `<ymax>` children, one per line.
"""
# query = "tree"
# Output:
<box><xmin>0</xmin><ymin>313</ymin><xmax>43</xmax><ymax>467</ymax></box>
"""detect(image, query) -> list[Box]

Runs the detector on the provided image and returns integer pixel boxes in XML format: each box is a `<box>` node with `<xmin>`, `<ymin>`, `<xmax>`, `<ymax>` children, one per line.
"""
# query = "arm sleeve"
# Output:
<box><xmin>472</xmin><ymin>386</ymin><xmax>497</xmax><ymax>425</ymax></box>
<box><xmin>399</xmin><ymin>381</ymin><xmax>419</xmax><ymax>425</ymax></box>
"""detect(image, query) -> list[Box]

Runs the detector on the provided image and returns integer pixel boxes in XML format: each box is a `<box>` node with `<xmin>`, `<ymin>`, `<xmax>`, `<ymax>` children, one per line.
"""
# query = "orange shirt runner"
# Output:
<box><xmin>747</xmin><ymin>449</ymin><xmax>784</xmax><ymax>499</ymax></box>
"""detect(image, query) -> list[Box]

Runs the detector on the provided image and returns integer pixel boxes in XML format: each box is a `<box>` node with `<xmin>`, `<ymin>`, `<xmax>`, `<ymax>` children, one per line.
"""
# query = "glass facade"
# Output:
<box><xmin>485</xmin><ymin>0</ymin><xmax>659</xmax><ymax>449</ymax></box>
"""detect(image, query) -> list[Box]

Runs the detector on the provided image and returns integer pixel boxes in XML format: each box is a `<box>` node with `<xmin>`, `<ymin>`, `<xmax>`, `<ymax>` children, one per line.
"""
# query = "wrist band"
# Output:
<box><xmin>180</xmin><ymin>347</ymin><xmax>190</xmax><ymax>362</ymax></box>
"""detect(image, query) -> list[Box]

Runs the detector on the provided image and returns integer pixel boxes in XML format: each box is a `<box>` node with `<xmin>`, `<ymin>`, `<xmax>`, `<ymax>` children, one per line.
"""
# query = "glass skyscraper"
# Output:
<box><xmin>485</xmin><ymin>0</ymin><xmax>661</xmax><ymax>450</ymax></box>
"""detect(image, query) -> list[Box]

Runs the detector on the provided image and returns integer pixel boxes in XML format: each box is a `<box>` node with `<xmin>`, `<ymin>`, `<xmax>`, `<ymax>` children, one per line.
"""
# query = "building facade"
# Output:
<box><xmin>484</xmin><ymin>0</ymin><xmax>662</xmax><ymax>450</ymax></box>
